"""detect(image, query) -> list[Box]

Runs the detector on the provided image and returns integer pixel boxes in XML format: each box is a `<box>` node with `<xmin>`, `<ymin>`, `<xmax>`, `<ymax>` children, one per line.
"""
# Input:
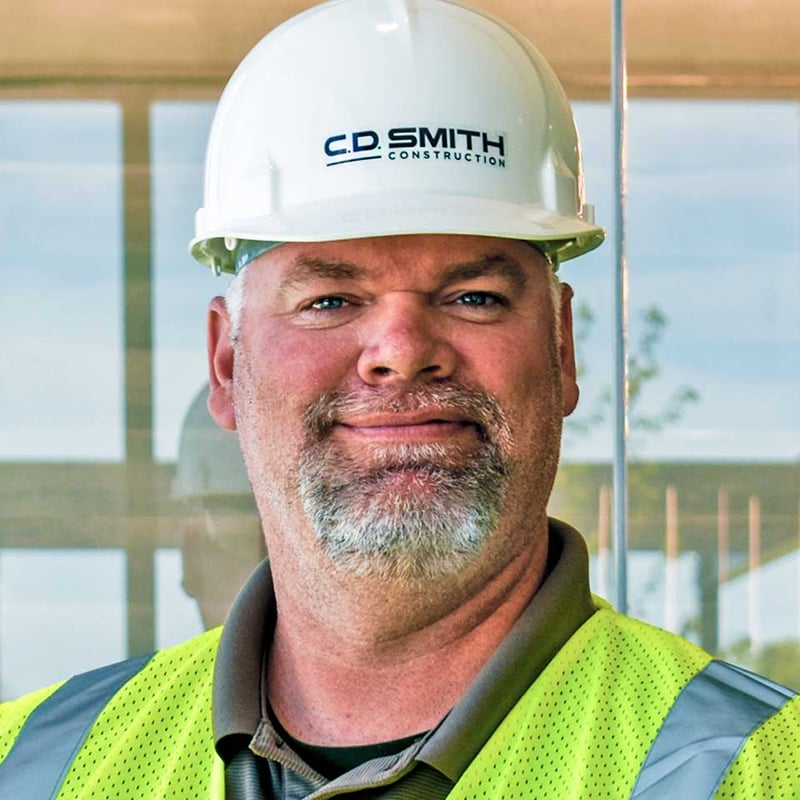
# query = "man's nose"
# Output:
<box><xmin>356</xmin><ymin>294</ymin><xmax>457</xmax><ymax>386</ymax></box>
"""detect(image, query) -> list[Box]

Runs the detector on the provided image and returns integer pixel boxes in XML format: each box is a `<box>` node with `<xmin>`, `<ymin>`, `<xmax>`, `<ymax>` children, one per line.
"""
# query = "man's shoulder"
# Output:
<box><xmin>455</xmin><ymin>606</ymin><xmax>800</xmax><ymax>799</ymax></box>
<box><xmin>1</xmin><ymin>626</ymin><xmax>223</xmax><ymax>752</ymax></box>
<box><xmin>0</xmin><ymin>628</ymin><xmax>225</xmax><ymax>797</ymax></box>
<box><xmin>141</xmin><ymin>624</ymin><xmax>225</xmax><ymax>677</ymax></box>
<box><xmin>576</xmin><ymin>602</ymin><xmax>711</xmax><ymax>672</ymax></box>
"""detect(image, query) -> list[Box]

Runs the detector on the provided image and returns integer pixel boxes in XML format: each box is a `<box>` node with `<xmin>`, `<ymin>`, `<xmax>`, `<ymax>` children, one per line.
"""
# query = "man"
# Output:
<box><xmin>1</xmin><ymin>1</ymin><xmax>798</xmax><ymax>798</ymax></box>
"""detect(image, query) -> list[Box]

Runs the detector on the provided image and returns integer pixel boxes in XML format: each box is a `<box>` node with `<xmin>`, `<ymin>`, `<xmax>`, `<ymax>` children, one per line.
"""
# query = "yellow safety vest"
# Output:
<box><xmin>450</xmin><ymin>610</ymin><xmax>800</xmax><ymax>799</ymax></box>
<box><xmin>1</xmin><ymin>610</ymin><xmax>797</xmax><ymax>799</ymax></box>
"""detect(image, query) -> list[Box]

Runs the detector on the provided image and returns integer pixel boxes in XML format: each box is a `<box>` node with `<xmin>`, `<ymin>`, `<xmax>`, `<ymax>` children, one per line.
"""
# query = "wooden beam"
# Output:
<box><xmin>2</xmin><ymin>0</ymin><xmax>799</xmax><ymax>98</ymax></box>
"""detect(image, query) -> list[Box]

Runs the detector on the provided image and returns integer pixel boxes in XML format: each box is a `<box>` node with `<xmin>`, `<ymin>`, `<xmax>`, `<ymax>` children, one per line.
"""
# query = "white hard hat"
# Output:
<box><xmin>190</xmin><ymin>0</ymin><xmax>605</xmax><ymax>275</ymax></box>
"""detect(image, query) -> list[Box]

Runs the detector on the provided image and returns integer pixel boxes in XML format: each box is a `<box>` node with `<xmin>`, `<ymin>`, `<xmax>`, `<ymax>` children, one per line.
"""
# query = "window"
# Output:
<box><xmin>1</xmin><ymin>94</ymin><xmax>797</xmax><ymax>697</ymax></box>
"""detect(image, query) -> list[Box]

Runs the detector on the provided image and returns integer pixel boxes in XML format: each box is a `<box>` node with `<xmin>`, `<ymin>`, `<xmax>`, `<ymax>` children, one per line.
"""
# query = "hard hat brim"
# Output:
<box><xmin>191</xmin><ymin>193</ymin><xmax>605</xmax><ymax>274</ymax></box>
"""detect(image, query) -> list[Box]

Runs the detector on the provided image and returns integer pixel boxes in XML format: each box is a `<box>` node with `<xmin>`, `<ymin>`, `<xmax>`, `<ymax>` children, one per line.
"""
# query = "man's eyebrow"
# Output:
<box><xmin>276</xmin><ymin>252</ymin><xmax>531</xmax><ymax>295</ymax></box>
<box><xmin>277</xmin><ymin>256</ymin><xmax>367</xmax><ymax>294</ymax></box>
<box><xmin>439</xmin><ymin>253</ymin><xmax>529</xmax><ymax>294</ymax></box>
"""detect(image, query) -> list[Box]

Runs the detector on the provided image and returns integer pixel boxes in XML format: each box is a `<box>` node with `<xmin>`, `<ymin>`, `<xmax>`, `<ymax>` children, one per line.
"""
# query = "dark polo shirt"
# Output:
<box><xmin>213</xmin><ymin>519</ymin><xmax>597</xmax><ymax>799</ymax></box>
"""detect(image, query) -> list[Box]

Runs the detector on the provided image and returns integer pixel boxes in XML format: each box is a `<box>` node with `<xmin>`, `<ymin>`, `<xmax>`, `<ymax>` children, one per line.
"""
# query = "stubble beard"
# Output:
<box><xmin>298</xmin><ymin>386</ymin><xmax>510</xmax><ymax>582</ymax></box>
<box><xmin>236</xmin><ymin>359</ymin><xmax>563</xmax><ymax>587</ymax></box>
<box><xmin>297</xmin><ymin>384</ymin><xmax>549</xmax><ymax>584</ymax></box>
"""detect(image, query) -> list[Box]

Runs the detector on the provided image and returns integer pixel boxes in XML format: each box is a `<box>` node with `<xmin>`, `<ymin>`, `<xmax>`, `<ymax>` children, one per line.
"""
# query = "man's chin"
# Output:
<box><xmin>335</xmin><ymin>438</ymin><xmax>480</xmax><ymax>470</ymax></box>
<box><xmin>358</xmin><ymin>465</ymin><xmax>459</xmax><ymax>499</ymax></box>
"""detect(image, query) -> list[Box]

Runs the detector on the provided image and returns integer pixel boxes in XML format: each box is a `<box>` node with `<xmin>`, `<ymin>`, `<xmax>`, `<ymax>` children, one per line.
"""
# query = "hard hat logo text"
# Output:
<box><xmin>324</xmin><ymin>125</ymin><xmax>506</xmax><ymax>168</ymax></box>
<box><xmin>324</xmin><ymin>131</ymin><xmax>381</xmax><ymax>160</ymax></box>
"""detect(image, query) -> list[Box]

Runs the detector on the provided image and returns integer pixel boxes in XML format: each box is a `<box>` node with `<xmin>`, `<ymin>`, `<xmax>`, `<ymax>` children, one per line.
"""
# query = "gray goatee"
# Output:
<box><xmin>297</xmin><ymin>384</ymin><xmax>513</xmax><ymax>583</ymax></box>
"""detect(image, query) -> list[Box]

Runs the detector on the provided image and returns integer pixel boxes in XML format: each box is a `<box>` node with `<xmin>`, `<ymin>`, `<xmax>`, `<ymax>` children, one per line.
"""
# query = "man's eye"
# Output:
<box><xmin>309</xmin><ymin>296</ymin><xmax>349</xmax><ymax>311</ymax></box>
<box><xmin>456</xmin><ymin>291</ymin><xmax>504</xmax><ymax>307</ymax></box>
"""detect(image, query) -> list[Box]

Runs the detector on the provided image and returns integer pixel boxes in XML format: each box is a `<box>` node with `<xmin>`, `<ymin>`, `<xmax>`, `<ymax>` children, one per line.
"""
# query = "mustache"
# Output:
<box><xmin>302</xmin><ymin>384</ymin><xmax>512</xmax><ymax>449</ymax></box>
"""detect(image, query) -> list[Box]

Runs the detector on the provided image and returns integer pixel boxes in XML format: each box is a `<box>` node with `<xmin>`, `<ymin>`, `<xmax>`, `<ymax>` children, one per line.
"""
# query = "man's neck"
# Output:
<box><xmin>265</xmin><ymin>525</ymin><xmax>549</xmax><ymax>746</ymax></box>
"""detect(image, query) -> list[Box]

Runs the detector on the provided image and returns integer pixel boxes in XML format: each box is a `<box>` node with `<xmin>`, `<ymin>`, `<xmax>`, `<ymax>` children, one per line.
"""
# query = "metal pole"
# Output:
<box><xmin>717</xmin><ymin>486</ymin><xmax>730</xmax><ymax>585</ymax></box>
<box><xmin>598</xmin><ymin>484</ymin><xmax>611</xmax><ymax>599</ymax></box>
<box><xmin>665</xmin><ymin>486</ymin><xmax>678</xmax><ymax>631</ymax></box>
<box><xmin>123</xmin><ymin>92</ymin><xmax>156</xmax><ymax>657</ymax></box>
<box><xmin>748</xmin><ymin>496</ymin><xmax>761</xmax><ymax>655</ymax></box>
<box><xmin>612</xmin><ymin>0</ymin><xmax>630</xmax><ymax>613</ymax></box>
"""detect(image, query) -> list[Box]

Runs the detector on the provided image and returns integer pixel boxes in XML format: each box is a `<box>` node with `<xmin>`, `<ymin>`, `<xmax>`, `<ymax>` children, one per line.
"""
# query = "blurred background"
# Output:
<box><xmin>1</xmin><ymin>0</ymin><xmax>798</xmax><ymax>698</ymax></box>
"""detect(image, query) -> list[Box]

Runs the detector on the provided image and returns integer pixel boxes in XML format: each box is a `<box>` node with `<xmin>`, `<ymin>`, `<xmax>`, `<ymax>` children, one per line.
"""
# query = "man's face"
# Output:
<box><xmin>208</xmin><ymin>234</ymin><xmax>578</xmax><ymax>584</ymax></box>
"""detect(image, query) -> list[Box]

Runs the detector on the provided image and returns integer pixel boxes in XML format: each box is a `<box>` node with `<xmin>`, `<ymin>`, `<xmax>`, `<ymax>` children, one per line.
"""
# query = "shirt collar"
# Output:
<box><xmin>213</xmin><ymin>558</ymin><xmax>274</xmax><ymax>750</ymax></box>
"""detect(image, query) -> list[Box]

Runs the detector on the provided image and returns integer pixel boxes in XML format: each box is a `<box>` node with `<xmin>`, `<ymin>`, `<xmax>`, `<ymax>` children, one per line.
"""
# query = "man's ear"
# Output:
<box><xmin>558</xmin><ymin>283</ymin><xmax>580</xmax><ymax>417</ymax></box>
<box><xmin>207</xmin><ymin>296</ymin><xmax>237</xmax><ymax>431</ymax></box>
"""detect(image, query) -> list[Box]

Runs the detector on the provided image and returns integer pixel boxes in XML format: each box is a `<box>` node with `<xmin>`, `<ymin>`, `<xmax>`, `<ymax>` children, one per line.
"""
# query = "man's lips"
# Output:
<box><xmin>333</xmin><ymin>412</ymin><xmax>480</xmax><ymax>443</ymax></box>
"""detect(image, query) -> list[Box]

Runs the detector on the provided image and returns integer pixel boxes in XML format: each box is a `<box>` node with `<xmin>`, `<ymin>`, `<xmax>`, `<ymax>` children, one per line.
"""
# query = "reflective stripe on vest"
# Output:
<box><xmin>0</xmin><ymin>653</ymin><xmax>153</xmax><ymax>800</ymax></box>
<box><xmin>630</xmin><ymin>659</ymin><xmax>797</xmax><ymax>799</ymax></box>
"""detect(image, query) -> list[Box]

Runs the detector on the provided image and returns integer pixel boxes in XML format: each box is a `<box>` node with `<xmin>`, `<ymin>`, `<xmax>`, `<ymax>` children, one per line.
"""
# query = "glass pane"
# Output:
<box><xmin>0</xmin><ymin>550</ymin><xmax>125</xmax><ymax>698</ymax></box>
<box><xmin>555</xmin><ymin>99</ymin><xmax>800</xmax><ymax>686</ymax></box>
<box><xmin>627</xmin><ymin>100</ymin><xmax>798</xmax><ymax>461</ymax></box>
<box><xmin>562</xmin><ymin>101</ymin><xmax>615</xmax><ymax>462</ymax></box>
<box><xmin>151</xmin><ymin>101</ymin><xmax>219</xmax><ymax>463</ymax></box>
<box><xmin>0</xmin><ymin>101</ymin><xmax>126</xmax><ymax>700</ymax></box>
<box><xmin>151</xmin><ymin>101</ymin><xmax>265</xmax><ymax>639</ymax></box>
<box><xmin>0</xmin><ymin>101</ymin><xmax>123</xmax><ymax>460</ymax></box>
